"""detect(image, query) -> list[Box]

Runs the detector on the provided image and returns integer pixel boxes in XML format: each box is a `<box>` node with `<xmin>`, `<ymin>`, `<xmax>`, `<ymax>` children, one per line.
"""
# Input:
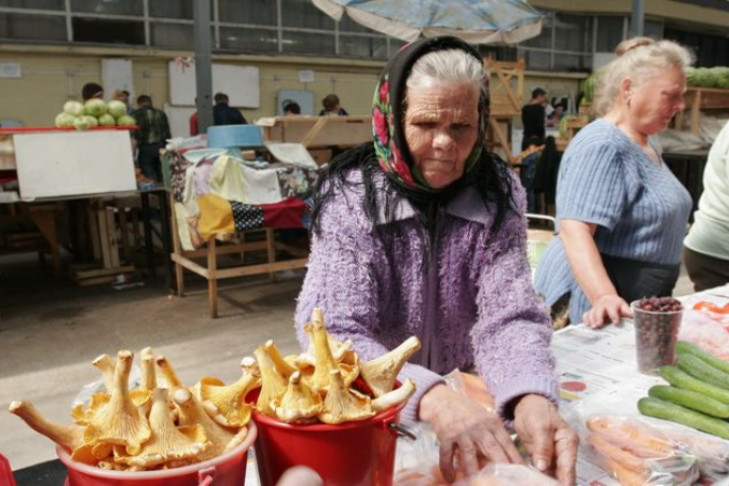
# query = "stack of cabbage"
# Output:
<box><xmin>54</xmin><ymin>99</ymin><xmax>136</xmax><ymax>130</ymax></box>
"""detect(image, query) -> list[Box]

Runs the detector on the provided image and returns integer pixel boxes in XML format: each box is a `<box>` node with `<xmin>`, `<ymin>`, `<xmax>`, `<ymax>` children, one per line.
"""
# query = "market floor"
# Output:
<box><xmin>0</xmin><ymin>252</ymin><xmax>696</xmax><ymax>471</ymax></box>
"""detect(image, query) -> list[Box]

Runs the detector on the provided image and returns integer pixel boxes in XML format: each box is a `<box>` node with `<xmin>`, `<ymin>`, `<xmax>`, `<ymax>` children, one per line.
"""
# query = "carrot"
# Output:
<box><xmin>605</xmin><ymin>456</ymin><xmax>652</xmax><ymax>486</ymax></box>
<box><xmin>586</xmin><ymin>417</ymin><xmax>674</xmax><ymax>457</ymax></box>
<box><xmin>587</xmin><ymin>433</ymin><xmax>648</xmax><ymax>474</ymax></box>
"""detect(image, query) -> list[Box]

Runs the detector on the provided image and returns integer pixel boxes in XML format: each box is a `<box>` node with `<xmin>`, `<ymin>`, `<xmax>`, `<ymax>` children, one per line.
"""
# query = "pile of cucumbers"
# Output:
<box><xmin>639</xmin><ymin>341</ymin><xmax>729</xmax><ymax>439</ymax></box>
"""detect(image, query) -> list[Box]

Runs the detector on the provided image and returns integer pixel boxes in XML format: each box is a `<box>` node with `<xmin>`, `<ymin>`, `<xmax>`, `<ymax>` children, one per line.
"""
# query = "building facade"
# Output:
<box><xmin>1</xmin><ymin>0</ymin><xmax>727</xmax><ymax>131</ymax></box>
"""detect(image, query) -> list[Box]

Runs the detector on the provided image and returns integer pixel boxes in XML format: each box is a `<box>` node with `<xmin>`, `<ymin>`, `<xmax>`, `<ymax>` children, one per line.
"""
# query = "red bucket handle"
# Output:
<box><xmin>198</xmin><ymin>465</ymin><xmax>216</xmax><ymax>485</ymax></box>
<box><xmin>388</xmin><ymin>422</ymin><xmax>417</xmax><ymax>441</ymax></box>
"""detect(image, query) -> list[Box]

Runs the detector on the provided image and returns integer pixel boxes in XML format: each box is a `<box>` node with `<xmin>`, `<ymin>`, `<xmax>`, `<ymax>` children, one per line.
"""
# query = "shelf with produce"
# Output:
<box><xmin>673</xmin><ymin>86</ymin><xmax>729</xmax><ymax>135</ymax></box>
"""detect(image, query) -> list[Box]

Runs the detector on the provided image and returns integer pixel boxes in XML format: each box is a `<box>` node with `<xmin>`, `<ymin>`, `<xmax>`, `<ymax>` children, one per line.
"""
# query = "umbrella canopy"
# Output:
<box><xmin>312</xmin><ymin>0</ymin><xmax>544</xmax><ymax>44</ymax></box>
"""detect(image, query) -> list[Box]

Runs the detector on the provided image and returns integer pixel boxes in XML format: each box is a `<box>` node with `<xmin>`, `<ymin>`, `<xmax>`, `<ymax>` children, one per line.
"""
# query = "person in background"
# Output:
<box><xmin>683</xmin><ymin>120</ymin><xmax>729</xmax><ymax>291</ymax></box>
<box><xmin>213</xmin><ymin>92</ymin><xmax>247</xmax><ymax>126</ymax></box>
<box><xmin>521</xmin><ymin>87</ymin><xmax>547</xmax><ymax>150</ymax></box>
<box><xmin>296</xmin><ymin>36</ymin><xmax>577</xmax><ymax>484</ymax></box>
<box><xmin>318</xmin><ymin>94</ymin><xmax>348</xmax><ymax>116</ymax></box>
<box><xmin>535</xmin><ymin>37</ymin><xmax>693</xmax><ymax>329</ymax></box>
<box><xmin>283</xmin><ymin>100</ymin><xmax>301</xmax><ymax>115</ymax></box>
<box><xmin>81</xmin><ymin>82</ymin><xmax>104</xmax><ymax>102</ymax></box>
<box><xmin>133</xmin><ymin>94</ymin><xmax>171</xmax><ymax>182</ymax></box>
<box><xmin>112</xmin><ymin>89</ymin><xmax>135</xmax><ymax>115</ymax></box>
<box><xmin>546</xmin><ymin>103</ymin><xmax>565</xmax><ymax>127</ymax></box>
<box><xmin>189</xmin><ymin>97</ymin><xmax>200</xmax><ymax>136</ymax></box>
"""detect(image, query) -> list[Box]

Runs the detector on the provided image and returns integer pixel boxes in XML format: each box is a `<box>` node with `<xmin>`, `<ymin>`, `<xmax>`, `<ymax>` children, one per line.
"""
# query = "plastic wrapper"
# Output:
<box><xmin>583</xmin><ymin>414</ymin><xmax>729</xmax><ymax>484</ymax></box>
<box><xmin>394</xmin><ymin>370</ymin><xmax>558</xmax><ymax>485</ymax></box>
<box><xmin>394</xmin><ymin>463</ymin><xmax>557</xmax><ymax>486</ymax></box>
<box><xmin>679</xmin><ymin>309</ymin><xmax>729</xmax><ymax>361</ymax></box>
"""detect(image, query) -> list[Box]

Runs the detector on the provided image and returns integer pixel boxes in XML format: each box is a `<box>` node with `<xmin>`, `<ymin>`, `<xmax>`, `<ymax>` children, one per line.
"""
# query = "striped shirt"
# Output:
<box><xmin>534</xmin><ymin>119</ymin><xmax>692</xmax><ymax>324</ymax></box>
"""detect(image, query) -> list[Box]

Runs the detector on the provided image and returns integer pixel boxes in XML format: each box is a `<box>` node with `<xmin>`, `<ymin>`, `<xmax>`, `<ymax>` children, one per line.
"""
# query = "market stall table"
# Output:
<box><xmin>10</xmin><ymin>285</ymin><xmax>729</xmax><ymax>484</ymax></box>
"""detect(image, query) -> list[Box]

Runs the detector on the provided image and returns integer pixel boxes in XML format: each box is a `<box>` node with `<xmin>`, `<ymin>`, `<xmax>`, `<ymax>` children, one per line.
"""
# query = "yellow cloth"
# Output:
<box><xmin>196</xmin><ymin>194</ymin><xmax>234</xmax><ymax>242</ymax></box>
<box><xmin>209</xmin><ymin>155</ymin><xmax>247</xmax><ymax>203</ymax></box>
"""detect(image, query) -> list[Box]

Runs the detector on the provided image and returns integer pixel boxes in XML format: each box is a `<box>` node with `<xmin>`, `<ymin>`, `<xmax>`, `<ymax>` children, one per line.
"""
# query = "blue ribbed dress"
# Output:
<box><xmin>534</xmin><ymin>119</ymin><xmax>692</xmax><ymax>324</ymax></box>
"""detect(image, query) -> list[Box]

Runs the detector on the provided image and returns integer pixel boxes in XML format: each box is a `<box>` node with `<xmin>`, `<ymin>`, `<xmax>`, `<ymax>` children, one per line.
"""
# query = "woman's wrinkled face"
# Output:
<box><xmin>628</xmin><ymin>64</ymin><xmax>686</xmax><ymax>135</ymax></box>
<box><xmin>404</xmin><ymin>83</ymin><xmax>480</xmax><ymax>189</ymax></box>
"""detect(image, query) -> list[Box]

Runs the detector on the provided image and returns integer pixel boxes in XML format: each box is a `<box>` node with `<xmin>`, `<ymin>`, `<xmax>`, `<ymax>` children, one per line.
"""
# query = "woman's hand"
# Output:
<box><xmin>583</xmin><ymin>294</ymin><xmax>632</xmax><ymax>328</ymax></box>
<box><xmin>513</xmin><ymin>394</ymin><xmax>579</xmax><ymax>486</ymax></box>
<box><xmin>419</xmin><ymin>384</ymin><xmax>523</xmax><ymax>482</ymax></box>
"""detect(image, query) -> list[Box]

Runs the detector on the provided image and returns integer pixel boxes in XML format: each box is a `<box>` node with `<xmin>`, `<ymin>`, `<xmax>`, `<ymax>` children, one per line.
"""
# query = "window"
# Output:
<box><xmin>70</xmin><ymin>0</ymin><xmax>143</xmax><ymax>16</ymax></box>
<box><xmin>522</xmin><ymin>12</ymin><xmax>552</xmax><ymax>49</ymax></box>
<box><xmin>72</xmin><ymin>18</ymin><xmax>144</xmax><ymax>45</ymax></box>
<box><xmin>280</xmin><ymin>0</ymin><xmax>333</xmax><ymax>29</ymax></box>
<box><xmin>218</xmin><ymin>0</ymin><xmax>275</xmax><ymax>26</ymax></box>
<box><xmin>149</xmin><ymin>0</ymin><xmax>194</xmax><ymax>20</ymax></box>
<box><xmin>554</xmin><ymin>14</ymin><xmax>587</xmax><ymax>52</ymax></box>
<box><xmin>644</xmin><ymin>19</ymin><xmax>663</xmax><ymax>39</ymax></box>
<box><xmin>219</xmin><ymin>26</ymin><xmax>277</xmax><ymax>54</ymax></box>
<box><xmin>0</xmin><ymin>12</ymin><xmax>66</xmax><ymax>41</ymax></box>
<box><xmin>151</xmin><ymin>23</ymin><xmax>194</xmax><ymax>50</ymax></box>
<box><xmin>0</xmin><ymin>0</ymin><xmax>64</xmax><ymax>9</ymax></box>
<box><xmin>664</xmin><ymin>27</ymin><xmax>729</xmax><ymax>67</ymax></box>
<box><xmin>339</xmin><ymin>35</ymin><xmax>390</xmax><ymax>59</ymax></box>
<box><xmin>596</xmin><ymin>16</ymin><xmax>625</xmax><ymax>52</ymax></box>
<box><xmin>338</xmin><ymin>15</ymin><xmax>370</xmax><ymax>33</ymax></box>
<box><xmin>282</xmin><ymin>31</ymin><xmax>334</xmax><ymax>56</ymax></box>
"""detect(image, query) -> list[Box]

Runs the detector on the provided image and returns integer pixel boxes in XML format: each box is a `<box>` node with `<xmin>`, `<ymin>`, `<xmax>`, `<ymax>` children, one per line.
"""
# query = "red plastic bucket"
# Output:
<box><xmin>253</xmin><ymin>401</ymin><xmax>406</xmax><ymax>486</ymax></box>
<box><xmin>0</xmin><ymin>452</ymin><xmax>18</xmax><ymax>486</ymax></box>
<box><xmin>57</xmin><ymin>422</ymin><xmax>256</xmax><ymax>486</ymax></box>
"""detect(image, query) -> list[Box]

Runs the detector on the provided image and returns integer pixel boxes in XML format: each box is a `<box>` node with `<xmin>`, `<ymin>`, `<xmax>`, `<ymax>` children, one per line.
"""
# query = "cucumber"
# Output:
<box><xmin>648</xmin><ymin>384</ymin><xmax>729</xmax><ymax>418</ymax></box>
<box><xmin>638</xmin><ymin>396</ymin><xmax>729</xmax><ymax>440</ymax></box>
<box><xmin>660</xmin><ymin>366</ymin><xmax>729</xmax><ymax>404</ymax></box>
<box><xmin>675</xmin><ymin>340</ymin><xmax>729</xmax><ymax>375</ymax></box>
<box><xmin>677</xmin><ymin>354</ymin><xmax>729</xmax><ymax>390</ymax></box>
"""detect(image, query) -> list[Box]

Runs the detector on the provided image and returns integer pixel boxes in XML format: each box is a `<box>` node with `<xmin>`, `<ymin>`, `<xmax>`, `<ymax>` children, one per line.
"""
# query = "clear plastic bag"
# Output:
<box><xmin>582</xmin><ymin>415</ymin><xmax>701</xmax><ymax>485</ymax></box>
<box><xmin>394</xmin><ymin>370</ymin><xmax>557</xmax><ymax>485</ymax></box>
<box><xmin>394</xmin><ymin>462</ymin><xmax>558</xmax><ymax>485</ymax></box>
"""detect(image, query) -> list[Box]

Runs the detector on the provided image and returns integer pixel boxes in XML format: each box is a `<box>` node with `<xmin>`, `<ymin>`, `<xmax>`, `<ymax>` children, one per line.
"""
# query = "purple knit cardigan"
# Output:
<box><xmin>294</xmin><ymin>169</ymin><xmax>559</xmax><ymax>424</ymax></box>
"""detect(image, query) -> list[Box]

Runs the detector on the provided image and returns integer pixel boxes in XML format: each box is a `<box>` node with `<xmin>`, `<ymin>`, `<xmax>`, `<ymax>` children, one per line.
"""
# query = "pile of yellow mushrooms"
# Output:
<box><xmin>9</xmin><ymin>308</ymin><xmax>419</xmax><ymax>472</ymax></box>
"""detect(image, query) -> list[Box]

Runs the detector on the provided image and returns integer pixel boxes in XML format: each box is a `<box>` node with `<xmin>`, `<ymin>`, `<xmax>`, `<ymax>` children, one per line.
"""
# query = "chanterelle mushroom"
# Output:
<box><xmin>254</xmin><ymin>346</ymin><xmax>287</xmax><ymax>417</ymax></box>
<box><xmin>307</xmin><ymin>308</ymin><xmax>362</xmax><ymax>392</ymax></box>
<box><xmin>83</xmin><ymin>350</ymin><xmax>151</xmax><ymax>455</ymax></box>
<box><xmin>172</xmin><ymin>388</ymin><xmax>244</xmax><ymax>459</ymax></box>
<box><xmin>155</xmin><ymin>355</ymin><xmax>186</xmax><ymax>390</ymax></box>
<box><xmin>319</xmin><ymin>369</ymin><xmax>374</xmax><ymax>425</ymax></box>
<box><xmin>140</xmin><ymin>347</ymin><xmax>157</xmax><ymax>392</ymax></box>
<box><xmin>115</xmin><ymin>388</ymin><xmax>208</xmax><ymax>469</ymax></box>
<box><xmin>371</xmin><ymin>379</ymin><xmax>416</xmax><ymax>413</ymax></box>
<box><xmin>195</xmin><ymin>357</ymin><xmax>260</xmax><ymax>428</ymax></box>
<box><xmin>360</xmin><ymin>336</ymin><xmax>421</xmax><ymax>397</ymax></box>
<box><xmin>92</xmin><ymin>354</ymin><xmax>116</xmax><ymax>392</ymax></box>
<box><xmin>274</xmin><ymin>371</ymin><xmax>323</xmax><ymax>423</ymax></box>
<box><xmin>264</xmin><ymin>340</ymin><xmax>297</xmax><ymax>378</ymax></box>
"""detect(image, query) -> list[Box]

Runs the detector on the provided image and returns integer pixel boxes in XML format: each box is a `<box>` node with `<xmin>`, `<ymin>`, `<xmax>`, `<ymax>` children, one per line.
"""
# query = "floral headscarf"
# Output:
<box><xmin>372</xmin><ymin>36</ymin><xmax>490</xmax><ymax>195</ymax></box>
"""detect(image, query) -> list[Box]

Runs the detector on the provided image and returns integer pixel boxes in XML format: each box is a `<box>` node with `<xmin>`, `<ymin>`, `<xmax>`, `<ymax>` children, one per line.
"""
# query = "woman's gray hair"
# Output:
<box><xmin>406</xmin><ymin>48</ymin><xmax>487</xmax><ymax>101</ymax></box>
<box><xmin>594</xmin><ymin>37</ymin><xmax>694</xmax><ymax>116</ymax></box>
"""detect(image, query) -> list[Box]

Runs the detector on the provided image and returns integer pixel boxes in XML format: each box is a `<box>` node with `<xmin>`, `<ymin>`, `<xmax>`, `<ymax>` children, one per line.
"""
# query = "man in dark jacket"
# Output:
<box><xmin>521</xmin><ymin>87</ymin><xmax>547</xmax><ymax>150</ymax></box>
<box><xmin>213</xmin><ymin>92</ymin><xmax>247</xmax><ymax>126</ymax></box>
<box><xmin>133</xmin><ymin>94</ymin><xmax>171</xmax><ymax>182</ymax></box>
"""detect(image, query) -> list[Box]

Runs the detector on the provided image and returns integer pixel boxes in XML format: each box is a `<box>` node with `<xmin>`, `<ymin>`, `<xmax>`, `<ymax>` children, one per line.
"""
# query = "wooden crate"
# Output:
<box><xmin>259</xmin><ymin>116</ymin><xmax>372</xmax><ymax>149</ymax></box>
<box><xmin>484</xmin><ymin>58</ymin><xmax>525</xmax><ymax>163</ymax></box>
<box><xmin>674</xmin><ymin>87</ymin><xmax>729</xmax><ymax>135</ymax></box>
<box><xmin>487</xmin><ymin>58</ymin><xmax>525</xmax><ymax>118</ymax></box>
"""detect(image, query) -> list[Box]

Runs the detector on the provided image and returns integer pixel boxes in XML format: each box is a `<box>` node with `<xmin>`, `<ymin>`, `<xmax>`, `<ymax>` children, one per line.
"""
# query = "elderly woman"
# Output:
<box><xmin>294</xmin><ymin>37</ymin><xmax>577</xmax><ymax>483</ymax></box>
<box><xmin>535</xmin><ymin>37</ymin><xmax>693</xmax><ymax>328</ymax></box>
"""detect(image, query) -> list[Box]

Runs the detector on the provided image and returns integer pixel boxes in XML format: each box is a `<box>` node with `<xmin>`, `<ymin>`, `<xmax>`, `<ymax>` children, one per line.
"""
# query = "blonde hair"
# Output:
<box><xmin>593</xmin><ymin>37</ymin><xmax>693</xmax><ymax>116</ymax></box>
